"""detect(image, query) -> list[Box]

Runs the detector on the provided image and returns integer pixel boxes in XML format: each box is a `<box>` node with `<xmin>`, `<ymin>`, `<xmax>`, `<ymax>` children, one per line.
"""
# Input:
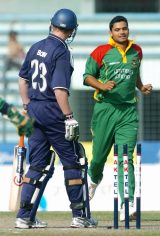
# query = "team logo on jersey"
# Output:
<box><xmin>131</xmin><ymin>57</ymin><xmax>140</xmax><ymax>68</ymax></box>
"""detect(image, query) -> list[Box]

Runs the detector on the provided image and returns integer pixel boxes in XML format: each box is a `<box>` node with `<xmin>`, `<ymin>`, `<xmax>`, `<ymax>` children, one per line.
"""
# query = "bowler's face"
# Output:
<box><xmin>110</xmin><ymin>21</ymin><xmax>129</xmax><ymax>44</ymax></box>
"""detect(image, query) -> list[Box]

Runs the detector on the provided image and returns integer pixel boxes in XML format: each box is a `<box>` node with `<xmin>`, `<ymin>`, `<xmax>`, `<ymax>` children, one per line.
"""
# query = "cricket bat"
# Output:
<box><xmin>9</xmin><ymin>135</ymin><xmax>27</xmax><ymax>211</ymax></box>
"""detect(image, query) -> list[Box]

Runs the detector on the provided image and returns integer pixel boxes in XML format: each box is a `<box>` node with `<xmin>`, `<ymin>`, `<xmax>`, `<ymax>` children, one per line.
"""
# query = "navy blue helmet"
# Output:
<box><xmin>51</xmin><ymin>8</ymin><xmax>78</xmax><ymax>30</ymax></box>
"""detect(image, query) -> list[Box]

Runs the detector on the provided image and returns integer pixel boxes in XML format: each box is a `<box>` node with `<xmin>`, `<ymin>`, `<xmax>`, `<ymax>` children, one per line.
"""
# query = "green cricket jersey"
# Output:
<box><xmin>83</xmin><ymin>37</ymin><xmax>143</xmax><ymax>104</ymax></box>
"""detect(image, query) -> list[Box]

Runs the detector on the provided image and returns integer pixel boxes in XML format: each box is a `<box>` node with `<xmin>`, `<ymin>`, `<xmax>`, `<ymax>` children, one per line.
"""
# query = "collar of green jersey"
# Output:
<box><xmin>108</xmin><ymin>37</ymin><xmax>134</xmax><ymax>63</ymax></box>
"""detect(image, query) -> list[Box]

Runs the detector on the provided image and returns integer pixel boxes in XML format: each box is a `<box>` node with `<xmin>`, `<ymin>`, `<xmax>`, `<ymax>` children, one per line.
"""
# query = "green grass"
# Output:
<box><xmin>0</xmin><ymin>211</ymin><xmax>160</xmax><ymax>236</ymax></box>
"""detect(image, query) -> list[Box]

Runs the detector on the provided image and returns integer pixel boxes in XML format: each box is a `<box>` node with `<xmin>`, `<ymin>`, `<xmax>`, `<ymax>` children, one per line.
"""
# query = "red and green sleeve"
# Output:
<box><xmin>83</xmin><ymin>44</ymin><xmax>112</xmax><ymax>82</ymax></box>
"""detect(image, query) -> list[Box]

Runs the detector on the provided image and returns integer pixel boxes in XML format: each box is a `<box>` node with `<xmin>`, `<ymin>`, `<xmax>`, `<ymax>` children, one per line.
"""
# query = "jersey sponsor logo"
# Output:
<box><xmin>37</xmin><ymin>50</ymin><xmax>48</xmax><ymax>58</ymax></box>
<box><xmin>109</xmin><ymin>62</ymin><xmax>120</xmax><ymax>65</ymax></box>
<box><xmin>114</xmin><ymin>68</ymin><xmax>134</xmax><ymax>80</ymax></box>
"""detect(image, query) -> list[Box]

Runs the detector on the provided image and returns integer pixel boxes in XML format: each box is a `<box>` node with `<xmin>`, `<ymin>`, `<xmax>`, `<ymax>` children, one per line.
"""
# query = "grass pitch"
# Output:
<box><xmin>0</xmin><ymin>211</ymin><xmax>160</xmax><ymax>236</ymax></box>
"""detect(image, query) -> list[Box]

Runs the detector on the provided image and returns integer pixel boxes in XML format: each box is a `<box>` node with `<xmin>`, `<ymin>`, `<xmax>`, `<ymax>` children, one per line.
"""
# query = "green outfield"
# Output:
<box><xmin>0</xmin><ymin>211</ymin><xmax>160</xmax><ymax>236</ymax></box>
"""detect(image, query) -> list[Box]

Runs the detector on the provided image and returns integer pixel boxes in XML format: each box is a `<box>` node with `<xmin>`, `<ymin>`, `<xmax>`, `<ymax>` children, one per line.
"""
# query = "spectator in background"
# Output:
<box><xmin>2</xmin><ymin>30</ymin><xmax>25</xmax><ymax>79</ymax></box>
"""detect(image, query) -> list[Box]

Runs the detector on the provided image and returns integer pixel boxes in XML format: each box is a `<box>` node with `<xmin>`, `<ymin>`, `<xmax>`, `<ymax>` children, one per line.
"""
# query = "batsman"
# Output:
<box><xmin>15</xmin><ymin>9</ymin><xmax>97</xmax><ymax>229</ymax></box>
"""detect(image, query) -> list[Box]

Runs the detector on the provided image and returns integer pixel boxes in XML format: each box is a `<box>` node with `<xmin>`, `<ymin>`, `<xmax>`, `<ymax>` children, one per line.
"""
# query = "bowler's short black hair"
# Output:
<box><xmin>109</xmin><ymin>16</ymin><xmax>128</xmax><ymax>31</ymax></box>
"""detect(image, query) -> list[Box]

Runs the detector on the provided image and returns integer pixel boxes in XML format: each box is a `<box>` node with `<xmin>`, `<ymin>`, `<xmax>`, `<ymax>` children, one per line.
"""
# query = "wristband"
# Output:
<box><xmin>23</xmin><ymin>104</ymin><xmax>28</xmax><ymax>111</ymax></box>
<box><xmin>64</xmin><ymin>113</ymin><xmax>73</xmax><ymax>120</ymax></box>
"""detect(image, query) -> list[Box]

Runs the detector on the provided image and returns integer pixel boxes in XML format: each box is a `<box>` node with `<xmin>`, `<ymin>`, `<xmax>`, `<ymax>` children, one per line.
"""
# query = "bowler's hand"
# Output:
<box><xmin>101</xmin><ymin>81</ymin><xmax>116</xmax><ymax>91</ymax></box>
<box><xmin>140</xmin><ymin>84</ymin><xmax>152</xmax><ymax>94</ymax></box>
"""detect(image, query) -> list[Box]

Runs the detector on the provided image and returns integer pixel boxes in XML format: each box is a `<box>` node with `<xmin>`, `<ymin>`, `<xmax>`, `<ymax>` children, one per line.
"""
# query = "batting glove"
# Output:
<box><xmin>64</xmin><ymin>113</ymin><xmax>79</xmax><ymax>141</ymax></box>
